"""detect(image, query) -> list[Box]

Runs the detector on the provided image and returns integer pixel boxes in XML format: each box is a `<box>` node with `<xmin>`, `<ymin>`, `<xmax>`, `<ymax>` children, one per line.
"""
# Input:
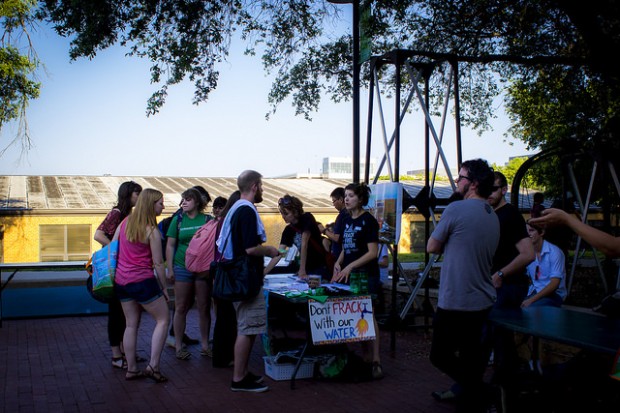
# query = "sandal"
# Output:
<box><xmin>176</xmin><ymin>348</ymin><xmax>191</xmax><ymax>360</ymax></box>
<box><xmin>112</xmin><ymin>356</ymin><xmax>127</xmax><ymax>369</ymax></box>
<box><xmin>200</xmin><ymin>348</ymin><xmax>213</xmax><ymax>357</ymax></box>
<box><xmin>145</xmin><ymin>364</ymin><xmax>168</xmax><ymax>383</ymax></box>
<box><xmin>125</xmin><ymin>370</ymin><xmax>145</xmax><ymax>381</ymax></box>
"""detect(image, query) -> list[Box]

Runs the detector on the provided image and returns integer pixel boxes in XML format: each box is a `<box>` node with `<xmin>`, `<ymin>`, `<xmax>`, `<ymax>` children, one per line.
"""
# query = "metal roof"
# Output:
<box><xmin>0</xmin><ymin>176</ymin><xmax>352</xmax><ymax>212</ymax></box>
<box><xmin>0</xmin><ymin>175</ymin><xmax>539</xmax><ymax>214</ymax></box>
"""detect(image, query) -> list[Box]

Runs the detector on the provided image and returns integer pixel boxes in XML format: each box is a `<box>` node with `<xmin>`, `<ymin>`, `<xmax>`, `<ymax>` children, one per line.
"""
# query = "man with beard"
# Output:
<box><xmin>216</xmin><ymin>170</ymin><xmax>279</xmax><ymax>392</ymax></box>
<box><xmin>427</xmin><ymin>159</ymin><xmax>499</xmax><ymax>413</ymax></box>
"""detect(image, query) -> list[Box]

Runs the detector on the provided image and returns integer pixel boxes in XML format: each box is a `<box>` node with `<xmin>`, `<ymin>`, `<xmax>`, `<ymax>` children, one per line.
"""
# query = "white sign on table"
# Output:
<box><xmin>309</xmin><ymin>296</ymin><xmax>376</xmax><ymax>345</ymax></box>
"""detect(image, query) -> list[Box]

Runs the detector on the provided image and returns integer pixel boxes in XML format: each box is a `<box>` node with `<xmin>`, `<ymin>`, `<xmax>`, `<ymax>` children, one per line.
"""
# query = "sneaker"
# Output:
<box><xmin>486</xmin><ymin>385</ymin><xmax>505</xmax><ymax>413</ymax></box>
<box><xmin>246</xmin><ymin>371</ymin><xmax>264</xmax><ymax>384</ymax></box>
<box><xmin>231</xmin><ymin>375</ymin><xmax>269</xmax><ymax>393</ymax></box>
<box><xmin>165</xmin><ymin>336</ymin><xmax>176</xmax><ymax>348</ymax></box>
<box><xmin>372</xmin><ymin>362</ymin><xmax>384</xmax><ymax>380</ymax></box>
<box><xmin>183</xmin><ymin>333</ymin><xmax>199</xmax><ymax>346</ymax></box>
<box><xmin>432</xmin><ymin>389</ymin><xmax>456</xmax><ymax>402</ymax></box>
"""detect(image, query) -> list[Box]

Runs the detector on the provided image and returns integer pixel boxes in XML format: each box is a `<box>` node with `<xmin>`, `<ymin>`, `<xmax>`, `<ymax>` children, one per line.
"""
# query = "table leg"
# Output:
<box><xmin>290</xmin><ymin>340</ymin><xmax>309</xmax><ymax>390</ymax></box>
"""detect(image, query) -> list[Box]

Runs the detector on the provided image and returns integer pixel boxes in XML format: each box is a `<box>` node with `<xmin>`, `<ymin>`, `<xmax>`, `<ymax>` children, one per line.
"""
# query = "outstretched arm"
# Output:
<box><xmin>530</xmin><ymin>208</ymin><xmax>620</xmax><ymax>258</ymax></box>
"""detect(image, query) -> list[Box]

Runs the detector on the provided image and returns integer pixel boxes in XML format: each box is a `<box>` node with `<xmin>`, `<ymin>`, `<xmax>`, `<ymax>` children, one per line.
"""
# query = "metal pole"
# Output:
<box><xmin>352</xmin><ymin>1</ymin><xmax>361</xmax><ymax>183</ymax></box>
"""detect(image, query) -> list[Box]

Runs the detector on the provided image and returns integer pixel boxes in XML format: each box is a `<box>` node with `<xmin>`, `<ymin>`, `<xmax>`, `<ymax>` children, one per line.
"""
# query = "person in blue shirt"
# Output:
<box><xmin>523</xmin><ymin>223</ymin><xmax>567</xmax><ymax>308</ymax></box>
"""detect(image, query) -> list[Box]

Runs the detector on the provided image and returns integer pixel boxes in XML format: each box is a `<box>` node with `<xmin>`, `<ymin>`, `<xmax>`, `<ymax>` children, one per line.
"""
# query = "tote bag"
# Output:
<box><xmin>91</xmin><ymin>240</ymin><xmax>119</xmax><ymax>301</ymax></box>
<box><xmin>211</xmin><ymin>232</ymin><xmax>261</xmax><ymax>302</ymax></box>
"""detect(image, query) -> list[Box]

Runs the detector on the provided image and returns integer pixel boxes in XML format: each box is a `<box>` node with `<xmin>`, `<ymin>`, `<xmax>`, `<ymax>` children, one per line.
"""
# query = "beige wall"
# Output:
<box><xmin>1</xmin><ymin>210</ymin><xmax>416</xmax><ymax>263</ymax></box>
<box><xmin>1</xmin><ymin>214</ymin><xmax>103</xmax><ymax>263</ymax></box>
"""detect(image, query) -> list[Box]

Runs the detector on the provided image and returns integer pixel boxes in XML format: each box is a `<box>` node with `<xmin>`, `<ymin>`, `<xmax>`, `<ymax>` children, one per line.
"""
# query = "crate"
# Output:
<box><xmin>263</xmin><ymin>356</ymin><xmax>315</xmax><ymax>381</ymax></box>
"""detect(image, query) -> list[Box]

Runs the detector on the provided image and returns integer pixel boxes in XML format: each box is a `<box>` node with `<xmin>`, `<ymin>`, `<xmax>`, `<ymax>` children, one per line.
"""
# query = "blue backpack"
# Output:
<box><xmin>158</xmin><ymin>208</ymin><xmax>183</xmax><ymax>254</ymax></box>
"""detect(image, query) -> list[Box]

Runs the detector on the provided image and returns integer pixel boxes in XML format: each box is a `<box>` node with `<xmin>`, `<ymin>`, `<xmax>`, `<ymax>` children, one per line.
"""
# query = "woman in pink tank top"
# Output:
<box><xmin>113</xmin><ymin>188</ymin><xmax>170</xmax><ymax>383</ymax></box>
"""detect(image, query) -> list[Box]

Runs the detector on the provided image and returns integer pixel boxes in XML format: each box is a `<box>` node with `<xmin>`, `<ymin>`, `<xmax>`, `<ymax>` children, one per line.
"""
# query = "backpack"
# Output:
<box><xmin>185</xmin><ymin>218</ymin><xmax>219</xmax><ymax>273</ymax></box>
<box><xmin>158</xmin><ymin>209</ymin><xmax>183</xmax><ymax>254</ymax></box>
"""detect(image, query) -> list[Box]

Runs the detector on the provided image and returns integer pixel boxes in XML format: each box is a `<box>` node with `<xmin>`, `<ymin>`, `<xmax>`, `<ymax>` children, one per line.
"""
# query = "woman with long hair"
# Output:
<box><xmin>113</xmin><ymin>188</ymin><xmax>170</xmax><ymax>382</ymax></box>
<box><xmin>265</xmin><ymin>194</ymin><xmax>329</xmax><ymax>279</ymax></box>
<box><xmin>94</xmin><ymin>180</ymin><xmax>142</xmax><ymax>369</ymax></box>
<box><xmin>166</xmin><ymin>187</ymin><xmax>213</xmax><ymax>359</ymax></box>
<box><xmin>331</xmin><ymin>182</ymin><xmax>384</xmax><ymax>380</ymax></box>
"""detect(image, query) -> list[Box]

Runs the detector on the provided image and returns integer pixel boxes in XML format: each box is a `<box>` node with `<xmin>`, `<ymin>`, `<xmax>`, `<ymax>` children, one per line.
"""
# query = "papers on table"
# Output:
<box><xmin>263</xmin><ymin>273</ymin><xmax>350</xmax><ymax>296</ymax></box>
<box><xmin>263</xmin><ymin>274</ymin><xmax>306</xmax><ymax>293</ymax></box>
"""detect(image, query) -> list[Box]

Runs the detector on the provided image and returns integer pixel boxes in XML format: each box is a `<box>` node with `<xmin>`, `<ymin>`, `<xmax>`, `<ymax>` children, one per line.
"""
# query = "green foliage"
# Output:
<box><xmin>0</xmin><ymin>0</ymin><xmax>40</xmax><ymax>133</ymax></box>
<box><xmin>492</xmin><ymin>156</ymin><xmax>528</xmax><ymax>186</ymax></box>
<box><xmin>20</xmin><ymin>0</ymin><xmax>620</xmax><ymax>194</ymax></box>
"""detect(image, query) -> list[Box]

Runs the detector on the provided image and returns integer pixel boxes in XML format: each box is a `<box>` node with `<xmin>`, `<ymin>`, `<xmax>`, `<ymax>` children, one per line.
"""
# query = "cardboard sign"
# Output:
<box><xmin>309</xmin><ymin>296</ymin><xmax>376</xmax><ymax>345</ymax></box>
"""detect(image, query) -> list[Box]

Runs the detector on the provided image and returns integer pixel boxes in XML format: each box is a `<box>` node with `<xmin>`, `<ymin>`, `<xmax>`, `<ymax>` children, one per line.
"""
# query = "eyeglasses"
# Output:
<box><xmin>456</xmin><ymin>174</ymin><xmax>472</xmax><ymax>183</ymax></box>
<box><xmin>278</xmin><ymin>196</ymin><xmax>292</xmax><ymax>206</ymax></box>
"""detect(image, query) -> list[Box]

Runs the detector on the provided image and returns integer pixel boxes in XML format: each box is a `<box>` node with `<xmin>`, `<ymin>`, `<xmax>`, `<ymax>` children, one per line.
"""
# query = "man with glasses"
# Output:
<box><xmin>433</xmin><ymin>170</ymin><xmax>535</xmax><ymax>409</ymax></box>
<box><xmin>427</xmin><ymin>159</ymin><xmax>499</xmax><ymax>413</ymax></box>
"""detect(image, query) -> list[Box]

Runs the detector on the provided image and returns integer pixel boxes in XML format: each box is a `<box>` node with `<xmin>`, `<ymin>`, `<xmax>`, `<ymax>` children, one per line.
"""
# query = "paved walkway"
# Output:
<box><xmin>0</xmin><ymin>310</ymin><xmax>454</xmax><ymax>413</ymax></box>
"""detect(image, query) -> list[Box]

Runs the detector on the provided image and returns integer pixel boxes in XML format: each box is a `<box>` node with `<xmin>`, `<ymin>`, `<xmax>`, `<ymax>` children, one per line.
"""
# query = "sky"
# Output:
<box><xmin>0</xmin><ymin>17</ymin><xmax>535</xmax><ymax>179</ymax></box>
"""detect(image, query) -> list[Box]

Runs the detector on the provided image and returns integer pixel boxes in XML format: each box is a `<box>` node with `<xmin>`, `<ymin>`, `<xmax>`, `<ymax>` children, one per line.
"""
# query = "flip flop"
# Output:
<box><xmin>176</xmin><ymin>348</ymin><xmax>191</xmax><ymax>360</ymax></box>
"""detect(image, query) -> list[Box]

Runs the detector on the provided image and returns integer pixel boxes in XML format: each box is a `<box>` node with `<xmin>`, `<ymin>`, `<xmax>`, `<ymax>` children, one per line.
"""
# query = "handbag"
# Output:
<box><xmin>211</xmin><ymin>232</ymin><xmax>261</xmax><ymax>301</ymax></box>
<box><xmin>90</xmin><ymin>240</ymin><xmax>119</xmax><ymax>302</ymax></box>
<box><xmin>85</xmin><ymin>257</ymin><xmax>112</xmax><ymax>304</ymax></box>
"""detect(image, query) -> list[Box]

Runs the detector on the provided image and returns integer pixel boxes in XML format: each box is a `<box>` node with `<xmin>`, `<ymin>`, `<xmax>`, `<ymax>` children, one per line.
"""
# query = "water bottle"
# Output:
<box><xmin>350</xmin><ymin>271</ymin><xmax>361</xmax><ymax>294</ymax></box>
<box><xmin>359</xmin><ymin>271</ymin><xmax>368</xmax><ymax>294</ymax></box>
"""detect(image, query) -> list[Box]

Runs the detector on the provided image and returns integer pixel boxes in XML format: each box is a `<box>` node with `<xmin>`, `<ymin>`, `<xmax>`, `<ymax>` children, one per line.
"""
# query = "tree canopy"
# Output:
<box><xmin>0</xmin><ymin>0</ymin><xmax>40</xmax><ymax>153</ymax></box>
<box><xmin>4</xmin><ymin>1</ymin><xmax>620</xmax><ymax>178</ymax></box>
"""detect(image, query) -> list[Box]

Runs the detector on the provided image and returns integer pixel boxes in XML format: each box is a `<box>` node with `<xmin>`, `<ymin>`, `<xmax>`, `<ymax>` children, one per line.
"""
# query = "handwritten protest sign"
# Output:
<box><xmin>309</xmin><ymin>296</ymin><xmax>376</xmax><ymax>345</ymax></box>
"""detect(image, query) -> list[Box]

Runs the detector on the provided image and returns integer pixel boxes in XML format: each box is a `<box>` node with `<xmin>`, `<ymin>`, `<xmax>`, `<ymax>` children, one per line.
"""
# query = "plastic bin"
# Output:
<box><xmin>263</xmin><ymin>356</ymin><xmax>315</xmax><ymax>381</ymax></box>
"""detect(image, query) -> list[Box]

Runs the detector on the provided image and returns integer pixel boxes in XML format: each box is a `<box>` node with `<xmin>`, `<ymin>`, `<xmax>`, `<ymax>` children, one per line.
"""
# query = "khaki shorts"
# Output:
<box><xmin>233</xmin><ymin>288</ymin><xmax>267</xmax><ymax>336</ymax></box>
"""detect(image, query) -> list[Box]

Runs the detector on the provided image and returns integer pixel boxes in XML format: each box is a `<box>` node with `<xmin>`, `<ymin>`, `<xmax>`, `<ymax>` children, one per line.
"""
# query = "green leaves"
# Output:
<box><xmin>1</xmin><ymin>0</ymin><xmax>40</xmax><ymax>131</ymax></box>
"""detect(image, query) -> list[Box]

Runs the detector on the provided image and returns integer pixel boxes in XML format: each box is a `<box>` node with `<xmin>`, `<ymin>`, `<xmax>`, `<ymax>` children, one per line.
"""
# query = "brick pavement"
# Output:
<box><xmin>0</xmin><ymin>309</ymin><xmax>457</xmax><ymax>413</ymax></box>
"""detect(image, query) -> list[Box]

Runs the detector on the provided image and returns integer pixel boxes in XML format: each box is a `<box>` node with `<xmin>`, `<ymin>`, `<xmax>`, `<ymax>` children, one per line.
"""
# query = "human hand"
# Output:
<box><xmin>521</xmin><ymin>298</ymin><xmax>534</xmax><ymax>308</ymax></box>
<box><xmin>332</xmin><ymin>265</ymin><xmax>350</xmax><ymax>284</ymax></box>
<box><xmin>492</xmin><ymin>272</ymin><xmax>503</xmax><ymax>289</ymax></box>
<box><xmin>528</xmin><ymin>208</ymin><xmax>571</xmax><ymax>227</ymax></box>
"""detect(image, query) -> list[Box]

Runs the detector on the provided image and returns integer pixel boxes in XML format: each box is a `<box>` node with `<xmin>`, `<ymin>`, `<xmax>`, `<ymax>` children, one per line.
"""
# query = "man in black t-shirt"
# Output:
<box><xmin>323</xmin><ymin>187</ymin><xmax>348</xmax><ymax>265</ymax></box>
<box><xmin>488</xmin><ymin>172</ymin><xmax>535</xmax><ymax>309</ymax></box>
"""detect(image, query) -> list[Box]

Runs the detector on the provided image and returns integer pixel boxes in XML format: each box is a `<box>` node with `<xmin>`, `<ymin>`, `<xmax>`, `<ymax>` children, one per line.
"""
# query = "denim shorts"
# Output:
<box><xmin>115</xmin><ymin>277</ymin><xmax>164</xmax><ymax>305</ymax></box>
<box><xmin>174</xmin><ymin>265</ymin><xmax>195</xmax><ymax>283</ymax></box>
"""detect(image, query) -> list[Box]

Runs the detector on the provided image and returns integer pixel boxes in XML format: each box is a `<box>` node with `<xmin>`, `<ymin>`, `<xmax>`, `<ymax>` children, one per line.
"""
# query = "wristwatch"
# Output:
<box><xmin>497</xmin><ymin>270</ymin><xmax>504</xmax><ymax>278</ymax></box>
